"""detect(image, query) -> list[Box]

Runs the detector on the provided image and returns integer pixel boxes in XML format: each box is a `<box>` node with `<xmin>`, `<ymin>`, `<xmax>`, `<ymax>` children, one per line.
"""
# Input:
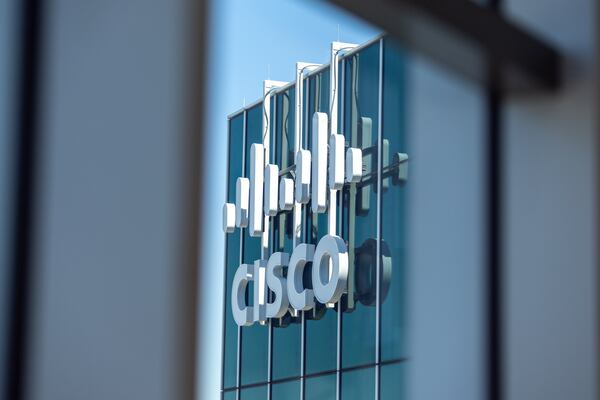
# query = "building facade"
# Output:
<box><xmin>222</xmin><ymin>36</ymin><xmax>408</xmax><ymax>400</ymax></box>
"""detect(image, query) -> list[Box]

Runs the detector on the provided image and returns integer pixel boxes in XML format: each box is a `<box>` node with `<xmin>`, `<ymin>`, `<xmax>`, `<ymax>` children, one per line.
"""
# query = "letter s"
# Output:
<box><xmin>266</xmin><ymin>252</ymin><xmax>290</xmax><ymax>319</ymax></box>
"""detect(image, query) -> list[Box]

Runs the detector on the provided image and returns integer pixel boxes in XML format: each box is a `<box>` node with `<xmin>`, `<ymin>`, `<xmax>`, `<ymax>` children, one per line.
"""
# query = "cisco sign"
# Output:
<box><xmin>223</xmin><ymin>45</ymin><xmax>407</xmax><ymax>327</ymax></box>
<box><xmin>231</xmin><ymin>234</ymin><xmax>347</xmax><ymax>326</ymax></box>
<box><xmin>223</xmin><ymin>109</ymin><xmax>364</xmax><ymax>327</ymax></box>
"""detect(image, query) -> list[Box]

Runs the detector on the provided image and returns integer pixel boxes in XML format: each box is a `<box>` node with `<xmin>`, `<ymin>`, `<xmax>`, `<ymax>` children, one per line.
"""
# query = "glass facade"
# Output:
<box><xmin>303</xmin><ymin>67</ymin><xmax>338</xmax><ymax>376</ymax></box>
<box><xmin>271</xmin><ymin>380</ymin><xmax>300</xmax><ymax>399</ymax></box>
<box><xmin>340</xmin><ymin>41</ymin><xmax>379</xmax><ymax>369</ymax></box>
<box><xmin>380</xmin><ymin>40</ymin><xmax>409</xmax><ymax>363</ymax></box>
<box><xmin>380</xmin><ymin>363</ymin><xmax>407</xmax><ymax>400</ymax></box>
<box><xmin>222</xmin><ymin>37</ymin><xmax>417</xmax><ymax>399</ymax></box>
<box><xmin>304</xmin><ymin>373</ymin><xmax>336</xmax><ymax>400</ymax></box>
<box><xmin>341</xmin><ymin>367</ymin><xmax>375</xmax><ymax>400</ymax></box>
<box><xmin>241</xmin><ymin>105</ymin><xmax>269</xmax><ymax>386</ymax></box>
<box><xmin>222</xmin><ymin>114</ymin><xmax>244</xmax><ymax>389</ymax></box>
<box><xmin>271</xmin><ymin>88</ymin><xmax>302</xmax><ymax>381</ymax></box>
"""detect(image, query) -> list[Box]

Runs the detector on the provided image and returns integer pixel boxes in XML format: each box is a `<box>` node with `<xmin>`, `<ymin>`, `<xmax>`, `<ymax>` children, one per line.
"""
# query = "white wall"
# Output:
<box><xmin>25</xmin><ymin>1</ymin><xmax>198</xmax><ymax>399</ymax></box>
<box><xmin>407</xmin><ymin>56</ymin><xmax>486</xmax><ymax>400</ymax></box>
<box><xmin>504</xmin><ymin>0</ymin><xmax>598</xmax><ymax>398</ymax></box>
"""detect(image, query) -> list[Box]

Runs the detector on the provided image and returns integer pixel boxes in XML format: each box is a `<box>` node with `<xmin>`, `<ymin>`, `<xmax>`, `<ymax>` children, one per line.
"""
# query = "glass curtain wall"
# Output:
<box><xmin>240</xmin><ymin>105</ymin><xmax>269</xmax><ymax>386</ymax></box>
<box><xmin>222</xmin><ymin>38</ymin><xmax>405</xmax><ymax>399</ymax></box>
<box><xmin>270</xmin><ymin>87</ymin><xmax>301</xmax><ymax>381</ymax></box>
<box><xmin>221</xmin><ymin>36</ymin><xmax>484</xmax><ymax>400</ymax></box>
<box><xmin>222</xmin><ymin>114</ymin><xmax>244</xmax><ymax>391</ymax></box>
<box><xmin>303</xmin><ymin>67</ymin><xmax>338</xmax><ymax>378</ymax></box>
<box><xmin>340</xmin><ymin>41</ymin><xmax>379</xmax><ymax>370</ymax></box>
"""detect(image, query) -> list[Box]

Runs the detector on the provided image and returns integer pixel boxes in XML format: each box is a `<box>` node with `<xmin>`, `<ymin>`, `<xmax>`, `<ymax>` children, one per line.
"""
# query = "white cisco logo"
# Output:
<box><xmin>223</xmin><ymin>43</ymin><xmax>408</xmax><ymax>327</ymax></box>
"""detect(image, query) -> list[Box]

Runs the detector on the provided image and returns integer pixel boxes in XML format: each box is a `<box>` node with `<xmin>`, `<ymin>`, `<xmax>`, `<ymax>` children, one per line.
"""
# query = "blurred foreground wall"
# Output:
<box><xmin>504</xmin><ymin>0</ymin><xmax>598</xmax><ymax>398</ymax></box>
<box><xmin>20</xmin><ymin>0</ymin><xmax>202</xmax><ymax>399</ymax></box>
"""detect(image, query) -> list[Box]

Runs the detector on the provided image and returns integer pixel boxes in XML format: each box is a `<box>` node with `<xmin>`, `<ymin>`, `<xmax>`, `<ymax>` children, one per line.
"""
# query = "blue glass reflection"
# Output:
<box><xmin>305</xmin><ymin>373</ymin><xmax>336</xmax><ymax>400</ymax></box>
<box><xmin>271</xmin><ymin>380</ymin><xmax>300</xmax><ymax>399</ymax></box>
<box><xmin>340</xmin><ymin>42</ymin><xmax>380</xmax><ymax>368</ymax></box>
<box><xmin>222</xmin><ymin>390</ymin><xmax>237</xmax><ymax>400</ymax></box>
<box><xmin>380</xmin><ymin>362</ymin><xmax>407</xmax><ymax>400</ymax></box>
<box><xmin>223</xmin><ymin>114</ymin><xmax>244</xmax><ymax>389</ymax></box>
<box><xmin>240</xmin><ymin>385</ymin><xmax>267</xmax><ymax>400</ymax></box>
<box><xmin>271</xmin><ymin>88</ymin><xmax>301</xmax><ymax>380</ymax></box>
<box><xmin>381</xmin><ymin>39</ymin><xmax>409</xmax><ymax>361</ymax></box>
<box><xmin>341</xmin><ymin>367</ymin><xmax>375</xmax><ymax>400</ymax></box>
<box><xmin>241</xmin><ymin>105</ymin><xmax>268</xmax><ymax>386</ymax></box>
<box><xmin>304</xmin><ymin>69</ymin><xmax>338</xmax><ymax>375</ymax></box>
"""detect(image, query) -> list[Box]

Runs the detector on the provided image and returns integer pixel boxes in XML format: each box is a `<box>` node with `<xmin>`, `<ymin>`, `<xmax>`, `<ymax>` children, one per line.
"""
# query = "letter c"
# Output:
<box><xmin>287</xmin><ymin>244</ymin><xmax>315</xmax><ymax>311</ymax></box>
<box><xmin>231</xmin><ymin>264</ymin><xmax>253</xmax><ymax>326</ymax></box>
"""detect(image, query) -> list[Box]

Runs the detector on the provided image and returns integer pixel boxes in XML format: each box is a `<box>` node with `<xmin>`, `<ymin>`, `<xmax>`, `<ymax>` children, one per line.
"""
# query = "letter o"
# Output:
<box><xmin>312</xmin><ymin>234</ymin><xmax>348</xmax><ymax>304</ymax></box>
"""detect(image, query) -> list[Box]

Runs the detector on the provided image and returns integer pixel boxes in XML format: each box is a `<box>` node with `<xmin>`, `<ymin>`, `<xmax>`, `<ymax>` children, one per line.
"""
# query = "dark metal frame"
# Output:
<box><xmin>4</xmin><ymin>0</ymin><xmax>207</xmax><ymax>399</ymax></box>
<box><xmin>4</xmin><ymin>0</ymin><xmax>45</xmax><ymax>398</ymax></box>
<box><xmin>328</xmin><ymin>0</ymin><xmax>561</xmax><ymax>92</ymax></box>
<box><xmin>486</xmin><ymin>3</ymin><xmax>503</xmax><ymax>400</ymax></box>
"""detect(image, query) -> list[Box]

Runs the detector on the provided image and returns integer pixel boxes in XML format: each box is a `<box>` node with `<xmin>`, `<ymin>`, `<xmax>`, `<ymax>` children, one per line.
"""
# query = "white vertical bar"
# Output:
<box><xmin>330</xmin><ymin>40</ymin><xmax>357</xmax><ymax>400</ymax></box>
<box><xmin>329</xmin><ymin>42</ymin><xmax>357</xmax><ymax>236</ymax></box>
<box><xmin>249</xmin><ymin>143</ymin><xmax>264</xmax><ymax>238</ymax></box>
<box><xmin>375</xmin><ymin>38</ymin><xmax>384</xmax><ymax>400</ymax></box>
<box><xmin>311</xmin><ymin>112</ymin><xmax>328</xmax><ymax>214</ymax></box>
<box><xmin>261</xmin><ymin>80</ymin><xmax>286</xmax><ymax>252</ymax></box>
<box><xmin>295</xmin><ymin>65</ymin><xmax>305</xmax><ymax>400</ymax></box>
<box><xmin>293</xmin><ymin>64</ymin><xmax>318</xmax><ymax>247</ymax></box>
<box><xmin>236</xmin><ymin>110</ymin><xmax>247</xmax><ymax>400</ymax></box>
<box><xmin>262</xmin><ymin>83</ymin><xmax>271</xmax><ymax>255</ymax></box>
<box><xmin>262</xmin><ymin>81</ymin><xmax>285</xmax><ymax>400</ymax></box>
<box><xmin>336</xmin><ymin>55</ymin><xmax>345</xmax><ymax>400</ymax></box>
<box><xmin>329</xmin><ymin>43</ymin><xmax>339</xmax><ymax>235</ymax></box>
<box><xmin>295</xmin><ymin>63</ymin><xmax>318</xmax><ymax>400</ymax></box>
<box><xmin>267</xmin><ymin>91</ymin><xmax>276</xmax><ymax>400</ymax></box>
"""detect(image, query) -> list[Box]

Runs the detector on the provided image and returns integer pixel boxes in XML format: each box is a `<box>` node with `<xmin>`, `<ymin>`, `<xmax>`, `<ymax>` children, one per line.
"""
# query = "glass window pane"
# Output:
<box><xmin>380</xmin><ymin>39</ymin><xmax>409</xmax><ymax>361</ymax></box>
<box><xmin>303</xmin><ymin>69</ymin><xmax>338</xmax><ymax>375</ymax></box>
<box><xmin>223</xmin><ymin>115</ymin><xmax>244</xmax><ymax>389</ymax></box>
<box><xmin>271</xmin><ymin>88</ymin><xmax>301</xmax><ymax>380</ymax></box>
<box><xmin>241</xmin><ymin>105</ymin><xmax>268</xmax><ymax>386</ymax></box>
<box><xmin>380</xmin><ymin>362</ymin><xmax>408</xmax><ymax>400</ymax></box>
<box><xmin>305</xmin><ymin>373</ymin><xmax>336</xmax><ymax>400</ymax></box>
<box><xmin>240</xmin><ymin>385</ymin><xmax>267</xmax><ymax>400</ymax></box>
<box><xmin>271</xmin><ymin>379</ymin><xmax>300</xmax><ymax>399</ymax></box>
<box><xmin>243</xmin><ymin>105</ymin><xmax>264</xmax><ymax>265</ymax></box>
<box><xmin>340</xmin><ymin>42</ymin><xmax>380</xmax><ymax>368</ymax></box>
<box><xmin>341</xmin><ymin>367</ymin><xmax>375</xmax><ymax>400</ymax></box>
<box><xmin>222</xmin><ymin>390</ymin><xmax>237</xmax><ymax>400</ymax></box>
<box><xmin>271</xmin><ymin>88</ymin><xmax>295</xmax><ymax>255</ymax></box>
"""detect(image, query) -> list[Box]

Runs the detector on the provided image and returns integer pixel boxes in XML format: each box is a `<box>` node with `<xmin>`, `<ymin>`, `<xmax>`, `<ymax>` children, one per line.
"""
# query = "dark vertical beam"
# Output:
<box><xmin>5</xmin><ymin>0</ymin><xmax>45</xmax><ymax>399</ymax></box>
<box><xmin>487</xmin><ymin>87</ymin><xmax>502</xmax><ymax>400</ymax></box>
<box><xmin>486</xmin><ymin>2</ymin><xmax>503</xmax><ymax>400</ymax></box>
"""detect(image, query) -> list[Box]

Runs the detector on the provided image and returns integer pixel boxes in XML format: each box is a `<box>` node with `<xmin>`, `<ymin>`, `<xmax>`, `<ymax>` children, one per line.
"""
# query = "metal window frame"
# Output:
<box><xmin>235</xmin><ymin>110</ymin><xmax>248</xmax><ymax>400</ymax></box>
<box><xmin>374</xmin><ymin>37</ymin><xmax>384</xmax><ymax>400</ymax></box>
<box><xmin>4</xmin><ymin>0</ymin><xmax>45</xmax><ymax>398</ymax></box>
